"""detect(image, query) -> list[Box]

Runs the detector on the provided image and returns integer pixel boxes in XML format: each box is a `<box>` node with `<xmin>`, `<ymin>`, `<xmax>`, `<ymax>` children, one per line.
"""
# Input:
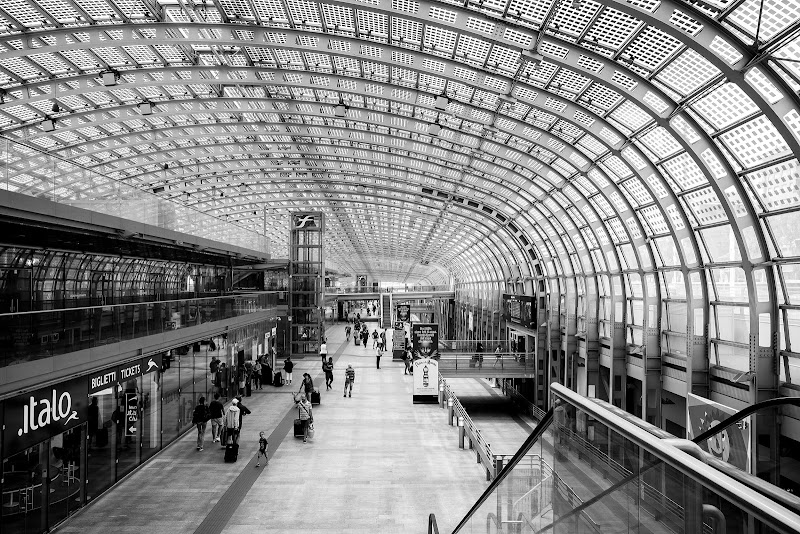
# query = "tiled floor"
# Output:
<box><xmin>56</xmin><ymin>325</ymin><xmax>496</xmax><ymax>534</ymax></box>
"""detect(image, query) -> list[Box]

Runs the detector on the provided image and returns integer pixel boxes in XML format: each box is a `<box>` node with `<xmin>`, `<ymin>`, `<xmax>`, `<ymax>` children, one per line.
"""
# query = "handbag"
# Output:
<box><xmin>306</xmin><ymin>422</ymin><xmax>315</xmax><ymax>439</ymax></box>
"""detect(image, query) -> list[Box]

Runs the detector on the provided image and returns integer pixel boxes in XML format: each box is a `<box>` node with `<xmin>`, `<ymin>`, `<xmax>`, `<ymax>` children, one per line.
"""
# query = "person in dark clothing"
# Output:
<box><xmin>262</xmin><ymin>360</ymin><xmax>272</xmax><ymax>387</ymax></box>
<box><xmin>191</xmin><ymin>396</ymin><xmax>209</xmax><ymax>451</ymax></box>
<box><xmin>299</xmin><ymin>373</ymin><xmax>314</xmax><ymax>399</ymax></box>
<box><xmin>88</xmin><ymin>396</ymin><xmax>99</xmax><ymax>447</ymax></box>
<box><xmin>208</xmin><ymin>393</ymin><xmax>225</xmax><ymax>443</ymax></box>
<box><xmin>323</xmin><ymin>357</ymin><xmax>334</xmax><ymax>389</ymax></box>
<box><xmin>235</xmin><ymin>396</ymin><xmax>252</xmax><ymax>433</ymax></box>
<box><xmin>209</xmin><ymin>356</ymin><xmax>220</xmax><ymax>375</ymax></box>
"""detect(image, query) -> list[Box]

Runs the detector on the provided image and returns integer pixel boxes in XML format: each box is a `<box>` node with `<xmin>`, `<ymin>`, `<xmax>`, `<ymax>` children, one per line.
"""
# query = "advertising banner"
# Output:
<box><xmin>412</xmin><ymin>358</ymin><xmax>439</xmax><ymax>402</ymax></box>
<box><xmin>393</xmin><ymin>326</ymin><xmax>406</xmax><ymax>360</ymax></box>
<box><xmin>412</xmin><ymin>323</ymin><xmax>439</xmax><ymax>359</ymax></box>
<box><xmin>3</xmin><ymin>376</ymin><xmax>88</xmax><ymax>454</ymax></box>
<box><xmin>502</xmin><ymin>294</ymin><xmax>537</xmax><ymax>329</ymax></box>
<box><xmin>397</xmin><ymin>304</ymin><xmax>411</xmax><ymax>322</ymax></box>
<box><xmin>687</xmin><ymin>393</ymin><xmax>750</xmax><ymax>472</ymax></box>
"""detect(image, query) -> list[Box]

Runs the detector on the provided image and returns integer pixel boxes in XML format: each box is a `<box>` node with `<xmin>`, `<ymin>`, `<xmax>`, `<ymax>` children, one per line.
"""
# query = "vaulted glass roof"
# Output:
<box><xmin>0</xmin><ymin>0</ymin><xmax>797</xmax><ymax>286</ymax></box>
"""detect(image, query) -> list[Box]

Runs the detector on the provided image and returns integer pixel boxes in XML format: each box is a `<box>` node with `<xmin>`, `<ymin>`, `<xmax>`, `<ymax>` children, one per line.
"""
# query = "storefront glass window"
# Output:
<box><xmin>115</xmin><ymin>375</ymin><xmax>141</xmax><ymax>478</ymax></box>
<box><xmin>85</xmin><ymin>389</ymin><xmax>116</xmax><ymax>502</ymax></box>
<box><xmin>161</xmin><ymin>351</ymin><xmax>181</xmax><ymax>445</ymax></box>
<box><xmin>47</xmin><ymin>426</ymin><xmax>83</xmax><ymax>526</ymax></box>
<box><xmin>1</xmin><ymin>443</ymin><xmax>45</xmax><ymax>534</ymax></box>
<box><xmin>140</xmin><ymin>366</ymin><xmax>162</xmax><ymax>463</ymax></box>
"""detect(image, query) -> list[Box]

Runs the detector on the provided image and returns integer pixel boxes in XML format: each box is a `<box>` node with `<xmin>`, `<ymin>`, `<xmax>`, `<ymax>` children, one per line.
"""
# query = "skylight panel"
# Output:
<box><xmin>728</xmin><ymin>0</ymin><xmax>800</xmax><ymax>42</ymax></box>
<box><xmin>718</xmin><ymin>115</ymin><xmax>792</xmax><ymax>169</ymax></box>
<box><xmin>625</xmin><ymin>27</ymin><xmax>683</xmax><ymax>73</ymax></box>
<box><xmin>655</xmin><ymin>48</ymin><xmax>721</xmax><ymax>97</ymax></box>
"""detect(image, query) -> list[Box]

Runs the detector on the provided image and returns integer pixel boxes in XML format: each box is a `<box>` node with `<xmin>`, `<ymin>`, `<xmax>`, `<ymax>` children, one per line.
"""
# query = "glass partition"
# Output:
<box><xmin>0</xmin><ymin>138</ymin><xmax>269</xmax><ymax>257</ymax></box>
<box><xmin>449</xmin><ymin>384</ymin><xmax>800</xmax><ymax>534</ymax></box>
<box><xmin>0</xmin><ymin>292</ymin><xmax>276</xmax><ymax>367</ymax></box>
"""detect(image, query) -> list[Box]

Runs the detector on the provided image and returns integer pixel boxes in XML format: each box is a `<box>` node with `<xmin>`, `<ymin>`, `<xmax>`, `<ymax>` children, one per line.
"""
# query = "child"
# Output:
<box><xmin>255</xmin><ymin>431</ymin><xmax>268</xmax><ymax>467</ymax></box>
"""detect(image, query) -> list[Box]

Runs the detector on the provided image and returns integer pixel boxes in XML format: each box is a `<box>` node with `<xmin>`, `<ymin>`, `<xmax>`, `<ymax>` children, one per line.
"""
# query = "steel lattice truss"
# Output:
<box><xmin>0</xmin><ymin>0</ymin><xmax>798</xmax><ymax>287</ymax></box>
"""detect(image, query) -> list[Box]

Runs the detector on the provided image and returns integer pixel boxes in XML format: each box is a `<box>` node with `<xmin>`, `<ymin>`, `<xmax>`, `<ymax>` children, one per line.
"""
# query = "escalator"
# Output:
<box><xmin>429</xmin><ymin>383</ymin><xmax>800</xmax><ymax>534</ymax></box>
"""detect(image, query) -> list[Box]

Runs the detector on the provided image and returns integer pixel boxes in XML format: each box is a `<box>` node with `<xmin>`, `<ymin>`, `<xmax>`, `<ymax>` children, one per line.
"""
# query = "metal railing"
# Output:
<box><xmin>326</xmin><ymin>285</ymin><xmax>453</xmax><ymax>294</ymax></box>
<box><xmin>0</xmin><ymin>291</ymin><xmax>277</xmax><ymax>368</ymax></box>
<box><xmin>436</xmin><ymin>352</ymin><xmax>537</xmax><ymax>373</ymax></box>
<box><xmin>439</xmin><ymin>383</ymin><xmax>800</xmax><ymax>534</ymax></box>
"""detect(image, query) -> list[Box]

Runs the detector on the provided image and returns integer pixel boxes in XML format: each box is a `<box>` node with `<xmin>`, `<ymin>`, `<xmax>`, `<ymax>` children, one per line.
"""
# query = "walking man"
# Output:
<box><xmin>494</xmin><ymin>346</ymin><xmax>502</xmax><ymax>368</ymax></box>
<box><xmin>323</xmin><ymin>357</ymin><xmax>334</xmax><ymax>389</ymax></box>
<box><xmin>376</xmin><ymin>343</ymin><xmax>382</xmax><ymax>369</ymax></box>
<box><xmin>294</xmin><ymin>393</ymin><xmax>313</xmax><ymax>443</ymax></box>
<box><xmin>344</xmin><ymin>364</ymin><xmax>355</xmax><ymax>397</ymax></box>
<box><xmin>320</xmin><ymin>339</ymin><xmax>328</xmax><ymax>364</ymax></box>
<box><xmin>209</xmin><ymin>393</ymin><xmax>224</xmax><ymax>443</ymax></box>
<box><xmin>372</xmin><ymin>329</ymin><xmax>379</xmax><ymax>349</ymax></box>
<box><xmin>191</xmin><ymin>396</ymin><xmax>209</xmax><ymax>451</ymax></box>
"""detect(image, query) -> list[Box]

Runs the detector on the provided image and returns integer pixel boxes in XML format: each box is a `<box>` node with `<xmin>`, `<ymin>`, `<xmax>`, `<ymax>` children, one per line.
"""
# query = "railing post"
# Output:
<box><xmin>494</xmin><ymin>457</ymin><xmax>503</xmax><ymax>479</ymax></box>
<box><xmin>447</xmin><ymin>398</ymin><xmax>454</xmax><ymax>425</ymax></box>
<box><xmin>458</xmin><ymin>417</ymin><xmax>465</xmax><ymax>449</ymax></box>
<box><xmin>439</xmin><ymin>381</ymin><xmax>445</xmax><ymax>407</ymax></box>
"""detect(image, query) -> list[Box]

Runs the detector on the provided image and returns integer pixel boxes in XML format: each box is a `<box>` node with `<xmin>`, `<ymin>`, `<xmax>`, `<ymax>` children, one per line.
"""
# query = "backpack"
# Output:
<box><xmin>191</xmin><ymin>405</ymin><xmax>208</xmax><ymax>424</ymax></box>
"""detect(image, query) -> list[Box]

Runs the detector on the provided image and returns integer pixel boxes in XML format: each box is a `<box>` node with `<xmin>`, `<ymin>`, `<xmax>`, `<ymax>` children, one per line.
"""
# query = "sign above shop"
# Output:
<box><xmin>88</xmin><ymin>353</ymin><xmax>163</xmax><ymax>395</ymax></box>
<box><xmin>3</xmin><ymin>376</ymin><xmax>88</xmax><ymax>454</ymax></box>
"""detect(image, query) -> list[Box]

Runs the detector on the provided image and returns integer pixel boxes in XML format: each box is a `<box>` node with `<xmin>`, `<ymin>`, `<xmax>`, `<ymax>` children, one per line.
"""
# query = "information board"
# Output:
<box><xmin>411</xmin><ymin>323</ymin><xmax>439</xmax><ymax>359</ymax></box>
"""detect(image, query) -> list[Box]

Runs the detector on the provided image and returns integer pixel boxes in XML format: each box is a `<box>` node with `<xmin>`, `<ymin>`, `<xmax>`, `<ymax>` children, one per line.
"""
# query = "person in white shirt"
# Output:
<box><xmin>319</xmin><ymin>340</ymin><xmax>328</xmax><ymax>364</ymax></box>
<box><xmin>223</xmin><ymin>398</ymin><xmax>241</xmax><ymax>446</ymax></box>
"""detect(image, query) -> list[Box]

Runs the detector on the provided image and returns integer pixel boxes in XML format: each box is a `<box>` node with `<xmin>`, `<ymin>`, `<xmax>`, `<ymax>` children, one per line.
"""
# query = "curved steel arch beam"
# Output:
<box><xmin>195</xmin><ymin>185</ymin><xmax>529</xmax><ymax>277</ymax></box>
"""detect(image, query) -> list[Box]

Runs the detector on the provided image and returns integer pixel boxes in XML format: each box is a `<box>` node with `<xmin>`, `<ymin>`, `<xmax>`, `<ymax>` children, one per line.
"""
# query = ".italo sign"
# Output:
<box><xmin>3</xmin><ymin>376</ymin><xmax>88</xmax><ymax>454</ymax></box>
<box><xmin>17</xmin><ymin>388</ymin><xmax>79</xmax><ymax>437</ymax></box>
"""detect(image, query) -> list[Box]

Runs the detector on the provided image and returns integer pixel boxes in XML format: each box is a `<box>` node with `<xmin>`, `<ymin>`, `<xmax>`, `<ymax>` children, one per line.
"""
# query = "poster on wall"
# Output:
<box><xmin>687</xmin><ymin>393</ymin><xmax>751</xmax><ymax>472</ymax></box>
<box><xmin>502</xmin><ymin>294</ymin><xmax>537</xmax><ymax>329</ymax></box>
<box><xmin>393</xmin><ymin>325</ymin><xmax>406</xmax><ymax>360</ymax></box>
<box><xmin>397</xmin><ymin>304</ymin><xmax>411</xmax><ymax>322</ymax></box>
<box><xmin>412</xmin><ymin>358</ymin><xmax>439</xmax><ymax>403</ymax></box>
<box><xmin>412</xmin><ymin>323</ymin><xmax>439</xmax><ymax>359</ymax></box>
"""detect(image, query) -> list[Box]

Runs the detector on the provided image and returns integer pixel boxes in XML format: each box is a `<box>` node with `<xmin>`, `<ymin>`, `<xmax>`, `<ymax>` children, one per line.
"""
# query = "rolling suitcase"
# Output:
<box><xmin>355</xmin><ymin>336</ymin><xmax>361</xmax><ymax>346</ymax></box>
<box><xmin>274</xmin><ymin>372</ymin><xmax>284</xmax><ymax>387</ymax></box>
<box><xmin>294</xmin><ymin>418</ymin><xmax>304</xmax><ymax>438</ymax></box>
<box><xmin>224</xmin><ymin>443</ymin><xmax>239</xmax><ymax>462</ymax></box>
<box><xmin>310</xmin><ymin>390</ymin><xmax>321</xmax><ymax>405</ymax></box>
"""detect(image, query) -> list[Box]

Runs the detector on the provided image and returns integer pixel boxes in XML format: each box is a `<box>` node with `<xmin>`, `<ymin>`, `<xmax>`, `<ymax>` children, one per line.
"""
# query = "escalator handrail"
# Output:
<box><xmin>536</xmin><ymin>387</ymin><xmax>800</xmax><ymax>534</ymax></box>
<box><xmin>450</xmin><ymin>407</ymin><xmax>555</xmax><ymax>534</ymax></box>
<box><xmin>428</xmin><ymin>513</ymin><xmax>439</xmax><ymax>534</ymax></box>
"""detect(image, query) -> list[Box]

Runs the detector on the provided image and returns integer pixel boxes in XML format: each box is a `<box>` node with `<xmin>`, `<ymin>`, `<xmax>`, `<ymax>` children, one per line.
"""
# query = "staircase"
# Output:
<box><xmin>380</xmin><ymin>293</ymin><xmax>392</xmax><ymax>328</ymax></box>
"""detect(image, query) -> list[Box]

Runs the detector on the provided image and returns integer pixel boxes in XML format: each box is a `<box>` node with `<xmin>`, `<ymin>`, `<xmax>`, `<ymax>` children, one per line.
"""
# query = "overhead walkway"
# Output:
<box><xmin>325</xmin><ymin>290</ymin><xmax>456</xmax><ymax>302</ymax></box>
<box><xmin>437</xmin><ymin>353</ymin><xmax>537</xmax><ymax>379</ymax></box>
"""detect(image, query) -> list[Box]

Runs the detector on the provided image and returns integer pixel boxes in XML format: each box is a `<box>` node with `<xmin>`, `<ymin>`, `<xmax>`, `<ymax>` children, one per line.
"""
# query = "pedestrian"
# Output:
<box><xmin>323</xmin><ymin>357</ymin><xmax>334</xmax><ymax>389</ymax></box>
<box><xmin>253</xmin><ymin>360</ymin><xmax>262</xmax><ymax>389</ymax></box>
<box><xmin>209</xmin><ymin>393</ymin><xmax>225</xmax><ymax>443</ymax></box>
<box><xmin>380</xmin><ymin>329</ymin><xmax>386</xmax><ymax>348</ymax></box>
<box><xmin>362</xmin><ymin>330</ymin><xmax>369</xmax><ymax>349</ymax></box>
<box><xmin>376</xmin><ymin>343</ymin><xmax>382</xmax><ymax>369</ymax></box>
<box><xmin>284</xmin><ymin>355</ymin><xmax>294</xmax><ymax>384</ymax></box>
<box><xmin>372</xmin><ymin>329</ymin><xmax>379</xmax><ymax>348</ymax></box>
<box><xmin>255</xmin><ymin>431</ymin><xmax>269</xmax><ymax>468</ymax></box>
<box><xmin>346</xmin><ymin>325</ymin><xmax>351</xmax><ymax>340</ymax></box>
<box><xmin>224</xmin><ymin>398</ymin><xmax>241</xmax><ymax>446</ymax></box>
<box><xmin>494</xmin><ymin>346</ymin><xmax>502</xmax><ymax>368</ymax></box>
<box><xmin>88</xmin><ymin>396</ymin><xmax>99</xmax><ymax>448</ymax></box>
<box><xmin>238</xmin><ymin>365</ymin><xmax>246</xmax><ymax>396</ymax></box>
<box><xmin>476</xmin><ymin>342</ymin><xmax>484</xmax><ymax>369</ymax></box>
<box><xmin>191</xmin><ymin>396</ymin><xmax>210</xmax><ymax>451</ymax></box>
<box><xmin>344</xmin><ymin>364</ymin><xmax>355</xmax><ymax>397</ymax></box>
<box><xmin>209</xmin><ymin>355</ymin><xmax>219</xmax><ymax>375</ymax></box>
<box><xmin>319</xmin><ymin>339</ymin><xmax>328</xmax><ymax>364</ymax></box>
<box><xmin>220</xmin><ymin>362</ymin><xmax>229</xmax><ymax>398</ymax></box>
<box><xmin>235</xmin><ymin>395</ymin><xmax>252</xmax><ymax>432</ymax></box>
<box><xmin>299</xmin><ymin>373</ymin><xmax>314</xmax><ymax>400</ymax></box>
<box><xmin>403</xmin><ymin>350</ymin><xmax>411</xmax><ymax>375</ymax></box>
<box><xmin>262</xmin><ymin>358</ymin><xmax>272</xmax><ymax>387</ymax></box>
<box><xmin>294</xmin><ymin>392</ymin><xmax>313</xmax><ymax>443</ymax></box>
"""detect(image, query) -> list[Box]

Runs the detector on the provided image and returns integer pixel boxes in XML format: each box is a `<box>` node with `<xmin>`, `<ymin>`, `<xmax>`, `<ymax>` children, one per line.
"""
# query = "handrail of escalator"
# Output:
<box><xmin>535</xmin><ymin>388</ymin><xmax>800</xmax><ymax>534</ymax></box>
<box><xmin>428</xmin><ymin>513</ymin><xmax>439</xmax><ymax>534</ymax></box>
<box><xmin>449</xmin><ymin>407</ymin><xmax>555</xmax><ymax>534</ymax></box>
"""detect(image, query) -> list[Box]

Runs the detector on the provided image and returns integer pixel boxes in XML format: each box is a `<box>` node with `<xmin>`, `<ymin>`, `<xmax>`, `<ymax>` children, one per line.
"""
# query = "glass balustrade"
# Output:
<box><xmin>449</xmin><ymin>383</ymin><xmax>800</xmax><ymax>534</ymax></box>
<box><xmin>0</xmin><ymin>292</ymin><xmax>277</xmax><ymax>367</ymax></box>
<box><xmin>0</xmin><ymin>138</ymin><xmax>269</xmax><ymax>256</ymax></box>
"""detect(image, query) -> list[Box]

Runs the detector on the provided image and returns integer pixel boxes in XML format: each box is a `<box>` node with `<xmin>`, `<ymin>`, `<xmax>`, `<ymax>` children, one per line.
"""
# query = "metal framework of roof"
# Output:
<box><xmin>0</xmin><ymin>0</ymin><xmax>797</xmax><ymax>299</ymax></box>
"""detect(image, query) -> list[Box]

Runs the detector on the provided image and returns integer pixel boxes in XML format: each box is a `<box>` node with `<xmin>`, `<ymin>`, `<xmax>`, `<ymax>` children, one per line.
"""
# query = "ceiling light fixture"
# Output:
<box><xmin>428</xmin><ymin>122</ymin><xmax>442</xmax><ymax>136</ymax></box>
<box><xmin>42</xmin><ymin>119</ymin><xmax>55</xmax><ymax>132</ymax></box>
<box><xmin>102</xmin><ymin>71</ymin><xmax>117</xmax><ymax>86</ymax></box>
<box><xmin>334</xmin><ymin>102</ymin><xmax>348</xmax><ymax>117</ymax></box>
<box><xmin>138</xmin><ymin>102</ymin><xmax>152</xmax><ymax>115</ymax></box>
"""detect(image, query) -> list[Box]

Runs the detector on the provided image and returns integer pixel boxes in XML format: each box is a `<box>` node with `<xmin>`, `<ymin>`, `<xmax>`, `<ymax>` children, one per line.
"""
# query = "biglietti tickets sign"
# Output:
<box><xmin>4</xmin><ymin>376</ymin><xmax>88</xmax><ymax>454</ymax></box>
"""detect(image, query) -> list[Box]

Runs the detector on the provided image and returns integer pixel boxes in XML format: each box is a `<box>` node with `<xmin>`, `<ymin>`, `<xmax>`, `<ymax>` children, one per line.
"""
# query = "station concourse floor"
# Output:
<box><xmin>55</xmin><ymin>325</ymin><xmax>528</xmax><ymax>534</ymax></box>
